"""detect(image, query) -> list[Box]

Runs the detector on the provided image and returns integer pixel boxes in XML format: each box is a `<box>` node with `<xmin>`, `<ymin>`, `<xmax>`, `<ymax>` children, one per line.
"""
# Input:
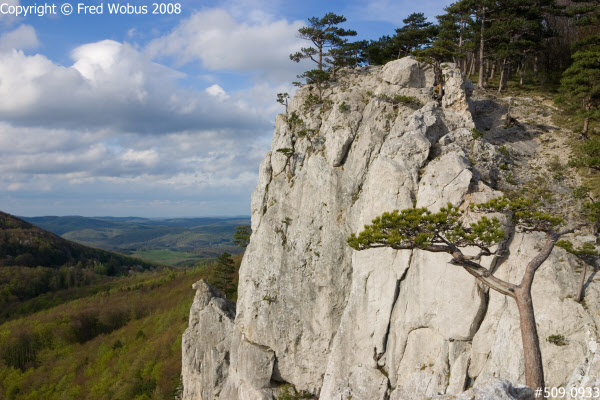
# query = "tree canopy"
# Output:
<box><xmin>290</xmin><ymin>12</ymin><xmax>357</xmax><ymax>71</ymax></box>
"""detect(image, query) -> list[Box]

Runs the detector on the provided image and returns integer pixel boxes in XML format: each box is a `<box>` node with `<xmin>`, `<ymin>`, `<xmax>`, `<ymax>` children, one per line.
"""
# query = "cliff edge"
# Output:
<box><xmin>182</xmin><ymin>58</ymin><xmax>600</xmax><ymax>399</ymax></box>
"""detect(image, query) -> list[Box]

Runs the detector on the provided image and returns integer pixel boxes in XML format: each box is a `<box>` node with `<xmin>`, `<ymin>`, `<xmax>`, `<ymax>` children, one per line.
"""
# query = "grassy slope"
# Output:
<box><xmin>0</xmin><ymin>263</ymin><xmax>236</xmax><ymax>400</ymax></box>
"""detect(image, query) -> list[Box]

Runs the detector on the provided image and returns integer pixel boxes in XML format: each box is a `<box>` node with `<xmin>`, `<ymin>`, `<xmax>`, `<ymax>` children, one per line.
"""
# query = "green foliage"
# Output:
<box><xmin>569</xmin><ymin>138</ymin><xmax>600</xmax><ymax>170</ymax></box>
<box><xmin>276</xmin><ymin>148</ymin><xmax>295</xmax><ymax>157</ymax></box>
<box><xmin>558</xmin><ymin>33</ymin><xmax>600</xmax><ymax>136</ymax></box>
<box><xmin>362</xmin><ymin>35</ymin><xmax>396</xmax><ymax>65</ymax></box>
<box><xmin>378</xmin><ymin>94</ymin><xmax>422</xmax><ymax>109</ymax></box>
<box><xmin>472</xmin><ymin>128</ymin><xmax>485</xmax><ymax>139</ymax></box>
<box><xmin>277</xmin><ymin>93</ymin><xmax>290</xmax><ymax>110</ymax></box>
<box><xmin>349</xmin><ymin>197</ymin><xmax>566</xmax><ymax>253</ymax></box>
<box><xmin>394</xmin><ymin>13</ymin><xmax>438</xmax><ymax>58</ymax></box>
<box><xmin>573</xmin><ymin>186</ymin><xmax>592</xmax><ymax>200</ymax></box>
<box><xmin>393</xmin><ymin>95</ymin><xmax>422</xmax><ymax>108</ymax></box>
<box><xmin>233</xmin><ymin>225</ymin><xmax>251</xmax><ymax>248</ymax></box>
<box><xmin>0</xmin><ymin>266</ymin><xmax>233</xmax><ymax>400</ymax></box>
<box><xmin>304</xmin><ymin>93</ymin><xmax>321</xmax><ymax>110</ymax></box>
<box><xmin>287</xmin><ymin>112</ymin><xmax>303</xmax><ymax>131</ymax></box>
<box><xmin>583</xmin><ymin>201</ymin><xmax>600</xmax><ymax>227</ymax></box>
<box><xmin>547</xmin><ymin>334</ymin><xmax>568</xmax><ymax>346</ymax></box>
<box><xmin>338</xmin><ymin>101</ymin><xmax>349</xmax><ymax>112</ymax></box>
<box><xmin>472</xmin><ymin>196</ymin><xmax>564</xmax><ymax>231</ymax></box>
<box><xmin>213</xmin><ymin>252</ymin><xmax>236</xmax><ymax>299</ymax></box>
<box><xmin>290</xmin><ymin>12</ymin><xmax>357</xmax><ymax>71</ymax></box>
<box><xmin>296</xmin><ymin>128</ymin><xmax>316</xmax><ymax>138</ymax></box>
<box><xmin>556</xmin><ymin>240</ymin><xmax>599</xmax><ymax>262</ymax></box>
<box><xmin>296</xmin><ymin>69</ymin><xmax>331</xmax><ymax>101</ymax></box>
<box><xmin>347</xmin><ymin>204</ymin><xmax>504</xmax><ymax>251</ymax></box>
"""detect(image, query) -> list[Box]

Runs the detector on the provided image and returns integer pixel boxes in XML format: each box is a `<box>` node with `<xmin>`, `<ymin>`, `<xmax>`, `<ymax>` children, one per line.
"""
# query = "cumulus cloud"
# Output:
<box><xmin>205</xmin><ymin>84</ymin><xmax>230</xmax><ymax>100</ymax></box>
<box><xmin>145</xmin><ymin>8</ymin><xmax>308</xmax><ymax>82</ymax></box>
<box><xmin>0</xmin><ymin>24</ymin><xmax>39</xmax><ymax>51</ymax></box>
<box><xmin>0</xmin><ymin>35</ymin><xmax>283</xmax><ymax>217</ymax></box>
<box><xmin>0</xmin><ymin>40</ymin><xmax>274</xmax><ymax>134</ymax></box>
<box><xmin>0</xmin><ymin>6</ymin><xmax>310</xmax><ymax>217</ymax></box>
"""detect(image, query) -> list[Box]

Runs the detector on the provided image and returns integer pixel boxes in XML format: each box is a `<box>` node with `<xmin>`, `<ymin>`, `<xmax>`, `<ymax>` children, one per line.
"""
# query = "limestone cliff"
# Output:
<box><xmin>182</xmin><ymin>58</ymin><xmax>600</xmax><ymax>400</ymax></box>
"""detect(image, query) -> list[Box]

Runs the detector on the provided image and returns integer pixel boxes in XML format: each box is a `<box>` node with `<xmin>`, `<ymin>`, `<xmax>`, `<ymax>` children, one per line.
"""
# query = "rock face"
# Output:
<box><xmin>182</xmin><ymin>58</ymin><xmax>600</xmax><ymax>399</ymax></box>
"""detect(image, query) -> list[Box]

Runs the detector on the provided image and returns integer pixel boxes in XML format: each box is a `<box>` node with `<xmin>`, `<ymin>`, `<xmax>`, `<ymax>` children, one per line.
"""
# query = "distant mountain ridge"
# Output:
<box><xmin>20</xmin><ymin>215</ymin><xmax>251</xmax><ymax>265</ymax></box>
<box><xmin>0</xmin><ymin>211</ymin><xmax>153</xmax><ymax>271</ymax></box>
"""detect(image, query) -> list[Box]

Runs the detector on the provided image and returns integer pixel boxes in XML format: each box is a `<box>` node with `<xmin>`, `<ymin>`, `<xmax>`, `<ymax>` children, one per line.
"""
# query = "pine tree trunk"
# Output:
<box><xmin>498</xmin><ymin>58</ymin><xmax>507</xmax><ymax>93</ymax></box>
<box><xmin>468</xmin><ymin>54</ymin><xmax>476</xmax><ymax>78</ymax></box>
<box><xmin>318</xmin><ymin>41</ymin><xmax>323</xmax><ymax>71</ymax></box>
<box><xmin>515</xmin><ymin>287</ymin><xmax>545</xmax><ymax>394</ymax></box>
<box><xmin>484</xmin><ymin>60</ymin><xmax>489</xmax><ymax>87</ymax></box>
<box><xmin>520</xmin><ymin>58</ymin><xmax>525</xmax><ymax>86</ymax></box>
<box><xmin>490</xmin><ymin>61</ymin><xmax>496</xmax><ymax>80</ymax></box>
<box><xmin>478</xmin><ymin>6</ymin><xmax>486</xmax><ymax>89</ymax></box>
<box><xmin>467</xmin><ymin>55</ymin><xmax>472</xmax><ymax>78</ymax></box>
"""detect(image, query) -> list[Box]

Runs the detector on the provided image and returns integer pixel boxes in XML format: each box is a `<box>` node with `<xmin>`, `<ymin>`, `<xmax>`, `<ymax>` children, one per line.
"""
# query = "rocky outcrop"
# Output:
<box><xmin>182</xmin><ymin>280</ymin><xmax>236</xmax><ymax>400</ymax></box>
<box><xmin>182</xmin><ymin>58</ymin><xmax>600</xmax><ymax>399</ymax></box>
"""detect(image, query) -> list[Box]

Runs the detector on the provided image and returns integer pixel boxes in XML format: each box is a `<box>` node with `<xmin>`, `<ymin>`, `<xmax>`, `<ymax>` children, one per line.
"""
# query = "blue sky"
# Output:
<box><xmin>0</xmin><ymin>0</ymin><xmax>451</xmax><ymax>217</ymax></box>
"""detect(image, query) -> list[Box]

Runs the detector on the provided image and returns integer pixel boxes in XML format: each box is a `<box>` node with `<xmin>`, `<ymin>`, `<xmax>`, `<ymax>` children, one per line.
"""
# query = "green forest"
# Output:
<box><xmin>0</xmin><ymin>260</ymin><xmax>241</xmax><ymax>400</ymax></box>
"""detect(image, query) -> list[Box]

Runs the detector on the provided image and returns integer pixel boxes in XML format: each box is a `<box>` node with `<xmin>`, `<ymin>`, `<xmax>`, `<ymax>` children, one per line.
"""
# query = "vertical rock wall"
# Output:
<box><xmin>182</xmin><ymin>58</ymin><xmax>600</xmax><ymax>400</ymax></box>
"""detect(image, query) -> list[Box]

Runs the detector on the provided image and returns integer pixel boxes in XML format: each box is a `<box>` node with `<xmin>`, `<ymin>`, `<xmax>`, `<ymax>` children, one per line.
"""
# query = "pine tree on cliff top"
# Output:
<box><xmin>290</xmin><ymin>12</ymin><xmax>357</xmax><ymax>71</ymax></box>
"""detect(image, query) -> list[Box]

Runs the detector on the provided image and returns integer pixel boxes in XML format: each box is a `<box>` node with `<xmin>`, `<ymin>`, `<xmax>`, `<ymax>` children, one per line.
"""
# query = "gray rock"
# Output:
<box><xmin>381</xmin><ymin>57</ymin><xmax>435</xmax><ymax>88</ymax></box>
<box><xmin>431</xmin><ymin>379</ymin><xmax>534</xmax><ymax>400</ymax></box>
<box><xmin>182</xmin><ymin>58</ymin><xmax>600</xmax><ymax>400</ymax></box>
<box><xmin>181</xmin><ymin>280</ymin><xmax>236</xmax><ymax>400</ymax></box>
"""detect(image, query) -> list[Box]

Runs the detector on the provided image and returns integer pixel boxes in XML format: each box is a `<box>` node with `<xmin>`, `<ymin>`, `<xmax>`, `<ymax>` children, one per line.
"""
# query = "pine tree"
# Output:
<box><xmin>233</xmin><ymin>225</ymin><xmax>251</xmax><ymax>247</ymax></box>
<box><xmin>363</xmin><ymin>35</ymin><xmax>396</xmax><ymax>65</ymax></box>
<box><xmin>295</xmin><ymin>69</ymin><xmax>331</xmax><ymax>101</ymax></box>
<box><xmin>559</xmin><ymin>34</ymin><xmax>600</xmax><ymax>138</ymax></box>
<box><xmin>213</xmin><ymin>252</ymin><xmax>236</xmax><ymax>298</ymax></box>
<box><xmin>348</xmin><ymin>197</ymin><xmax>580</xmax><ymax>392</ymax></box>
<box><xmin>393</xmin><ymin>13</ymin><xmax>438</xmax><ymax>58</ymax></box>
<box><xmin>290</xmin><ymin>13</ymin><xmax>357</xmax><ymax>71</ymax></box>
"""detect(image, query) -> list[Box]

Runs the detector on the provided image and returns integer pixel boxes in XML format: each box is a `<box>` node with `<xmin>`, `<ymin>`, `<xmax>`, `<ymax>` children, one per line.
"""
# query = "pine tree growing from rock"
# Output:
<box><xmin>348</xmin><ymin>197</ymin><xmax>580</xmax><ymax>393</ymax></box>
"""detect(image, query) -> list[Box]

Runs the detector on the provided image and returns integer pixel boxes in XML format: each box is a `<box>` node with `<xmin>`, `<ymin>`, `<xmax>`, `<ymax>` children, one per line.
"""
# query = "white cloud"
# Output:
<box><xmin>205</xmin><ymin>84</ymin><xmax>229</xmax><ymax>100</ymax></box>
<box><xmin>0</xmin><ymin>24</ymin><xmax>39</xmax><ymax>51</ymax></box>
<box><xmin>0</xmin><ymin>40</ymin><xmax>270</xmax><ymax>133</ymax></box>
<box><xmin>0</xmin><ymin>0</ymin><xmax>20</xmax><ymax>24</ymax></box>
<box><xmin>145</xmin><ymin>8</ymin><xmax>308</xmax><ymax>82</ymax></box>
<box><xmin>0</xmin><ymin>5</ymin><xmax>309</xmax><ymax>217</ymax></box>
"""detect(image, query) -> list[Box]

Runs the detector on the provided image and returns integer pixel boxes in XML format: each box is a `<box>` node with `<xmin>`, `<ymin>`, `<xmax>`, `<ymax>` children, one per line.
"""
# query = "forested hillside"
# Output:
<box><xmin>0</xmin><ymin>258</ymin><xmax>239</xmax><ymax>400</ymax></box>
<box><xmin>0</xmin><ymin>211</ymin><xmax>156</xmax><ymax>321</ymax></box>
